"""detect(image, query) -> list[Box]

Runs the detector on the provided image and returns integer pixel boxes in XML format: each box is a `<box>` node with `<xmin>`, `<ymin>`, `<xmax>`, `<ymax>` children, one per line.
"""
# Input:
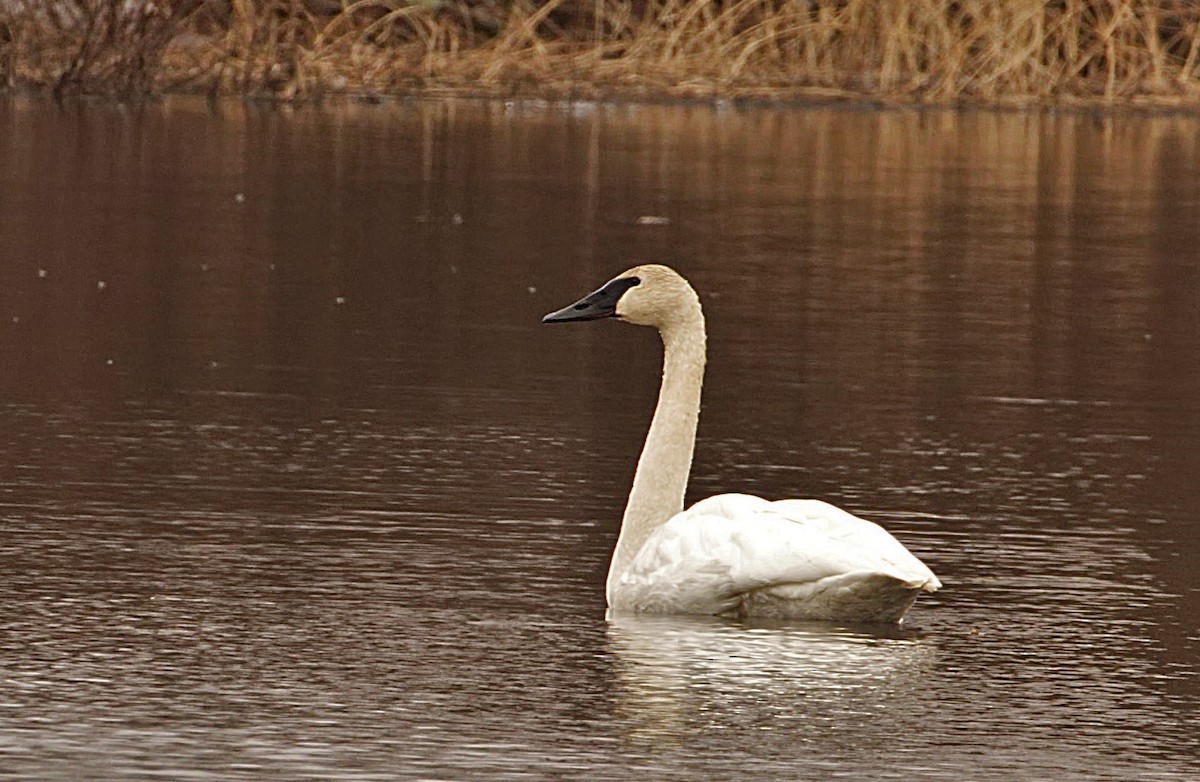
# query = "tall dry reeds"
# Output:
<box><xmin>1</xmin><ymin>0</ymin><xmax>1199</xmax><ymax>105</ymax></box>
<box><xmin>2</xmin><ymin>1</ymin><xmax>201</xmax><ymax>94</ymax></box>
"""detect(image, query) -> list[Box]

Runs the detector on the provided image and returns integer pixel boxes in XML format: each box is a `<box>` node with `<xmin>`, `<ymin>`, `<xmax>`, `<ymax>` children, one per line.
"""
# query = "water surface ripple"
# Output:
<box><xmin>0</xmin><ymin>98</ymin><xmax>1197</xmax><ymax>780</ymax></box>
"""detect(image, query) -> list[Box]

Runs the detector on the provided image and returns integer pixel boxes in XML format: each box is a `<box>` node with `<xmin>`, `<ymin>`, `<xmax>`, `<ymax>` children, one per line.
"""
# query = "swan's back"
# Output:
<box><xmin>610</xmin><ymin>494</ymin><xmax>940</xmax><ymax>622</ymax></box>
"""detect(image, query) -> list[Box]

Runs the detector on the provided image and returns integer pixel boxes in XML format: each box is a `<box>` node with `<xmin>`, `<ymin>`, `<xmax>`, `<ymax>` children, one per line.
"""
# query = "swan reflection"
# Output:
<box><xmin>605</xmin><ymin>613</ymin><xmax>937</xmax><ymax>746</ymax></box>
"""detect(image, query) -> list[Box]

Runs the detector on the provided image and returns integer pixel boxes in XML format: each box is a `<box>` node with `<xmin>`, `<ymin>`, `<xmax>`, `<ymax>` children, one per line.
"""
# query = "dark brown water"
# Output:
<box><xmin>1</xmin><ymin>97</ymin><xmax>1198</xmax><ymax>780</ymax></box>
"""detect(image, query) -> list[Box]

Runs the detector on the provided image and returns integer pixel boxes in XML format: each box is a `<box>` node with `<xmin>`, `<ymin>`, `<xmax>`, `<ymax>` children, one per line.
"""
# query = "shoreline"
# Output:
<box><xmin>8</xmin><ymin>82</ymin><xmax>1200</xmax><ymax>118</ymax></box>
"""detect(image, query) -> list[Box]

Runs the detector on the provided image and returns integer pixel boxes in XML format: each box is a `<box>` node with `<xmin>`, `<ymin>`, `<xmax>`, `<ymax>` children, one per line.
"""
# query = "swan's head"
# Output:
<box><xmin>542</xmin><ymin>264</ymin><xmax>699</xmax><ymax>330</ymax></box>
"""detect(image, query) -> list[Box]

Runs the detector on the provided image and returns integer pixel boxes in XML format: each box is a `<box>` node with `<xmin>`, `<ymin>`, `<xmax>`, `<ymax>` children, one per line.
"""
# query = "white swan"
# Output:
<box><xmin>543</xmin><ymin>264</ymin><xmax>941</xmax><ymax>623</ymax></box>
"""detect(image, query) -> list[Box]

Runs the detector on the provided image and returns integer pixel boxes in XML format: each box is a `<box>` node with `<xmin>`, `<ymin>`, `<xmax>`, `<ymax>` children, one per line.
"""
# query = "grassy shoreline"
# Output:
<box><xmin>2</xmin><ymin>1</ymin><xmax>1200</xmax><ymax>109</ymax></box>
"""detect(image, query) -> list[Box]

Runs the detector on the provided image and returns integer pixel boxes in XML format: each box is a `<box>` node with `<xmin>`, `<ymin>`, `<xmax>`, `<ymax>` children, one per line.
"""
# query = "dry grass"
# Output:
<box><xmin>1</xmin><ymin>1</ymin><xmax>1199</xmax><ymax>106</ymax></box>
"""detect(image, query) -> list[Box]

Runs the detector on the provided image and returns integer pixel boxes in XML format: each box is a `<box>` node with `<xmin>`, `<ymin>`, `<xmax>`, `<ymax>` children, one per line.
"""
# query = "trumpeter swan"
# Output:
<box><xmin>543</xmin><ymin>264</ymin><xmax>941</xmax><ymax>623</ymax></box>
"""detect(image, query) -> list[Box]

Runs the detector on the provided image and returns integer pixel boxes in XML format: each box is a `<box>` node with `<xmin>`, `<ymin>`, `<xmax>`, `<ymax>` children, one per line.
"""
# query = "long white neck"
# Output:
<box><xmin>606</xmin><ymin>306</ymin><xmax>706</xmax><ymax>603</ymax></box>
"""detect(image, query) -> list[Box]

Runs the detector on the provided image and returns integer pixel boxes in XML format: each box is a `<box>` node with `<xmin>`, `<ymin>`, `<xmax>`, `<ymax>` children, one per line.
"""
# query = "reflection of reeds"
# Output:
<box><xmin>2</xmin><ymin>1</ymin><xmax>1200</xmax><ymax>104</ymax></box>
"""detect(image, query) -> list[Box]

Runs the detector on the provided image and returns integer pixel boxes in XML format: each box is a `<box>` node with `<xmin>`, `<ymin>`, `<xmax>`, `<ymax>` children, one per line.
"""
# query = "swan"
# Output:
<box><xmin>542</xmin><ymin>264</ymin><xmax>941</xmax><ymax>623</ymax></box>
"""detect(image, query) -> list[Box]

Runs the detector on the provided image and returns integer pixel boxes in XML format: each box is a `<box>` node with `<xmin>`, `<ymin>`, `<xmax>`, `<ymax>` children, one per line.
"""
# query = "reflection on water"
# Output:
<box><xmin>0</xmin><ymin>97</ymin><xmax>1198</xmax><ymax>779</ymax></box>
<box><xmin>607</xmin><ymin>614</ymin><xmax>935</xmax><ymax>746</ymax></box>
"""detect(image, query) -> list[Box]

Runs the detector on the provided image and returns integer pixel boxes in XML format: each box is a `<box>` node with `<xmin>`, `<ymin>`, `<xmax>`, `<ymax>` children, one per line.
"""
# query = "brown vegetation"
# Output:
<box><xmin>1</xmin><ymin>1</ymin><xmax>1199</xmax><ymax>105</ymax></box>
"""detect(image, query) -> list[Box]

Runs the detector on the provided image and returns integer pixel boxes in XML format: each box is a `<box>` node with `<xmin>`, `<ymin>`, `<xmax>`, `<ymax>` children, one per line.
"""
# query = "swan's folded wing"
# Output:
<box><xmin>763</xmin><ymin>498</ymin><xmax>941</xmax><ymax>590</ymax></box>
<box><xmin>616</xmin><ymin>493</ymin><xmax>939</xmax><ymax>612</ymax></box>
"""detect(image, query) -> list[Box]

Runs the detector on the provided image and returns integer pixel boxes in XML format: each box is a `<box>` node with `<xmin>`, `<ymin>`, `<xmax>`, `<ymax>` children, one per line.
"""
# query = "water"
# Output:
<box><xmin>0</xmin><ymin>97</ymin><xmax>1198</xmax><ymax>780</ymax></box>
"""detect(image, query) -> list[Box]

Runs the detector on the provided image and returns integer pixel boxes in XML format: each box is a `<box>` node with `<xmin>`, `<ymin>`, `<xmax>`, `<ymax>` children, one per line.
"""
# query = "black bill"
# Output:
<box><xmin>542</xmin><ymin>276</ymin><xmax>641</xmax><ymax>323</ymax></box>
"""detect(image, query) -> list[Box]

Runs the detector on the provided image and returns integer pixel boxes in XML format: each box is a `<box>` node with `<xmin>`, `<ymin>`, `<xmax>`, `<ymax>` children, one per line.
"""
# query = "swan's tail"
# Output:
<box><xmin>906</xmin><ymin>574</ymin><xmax>942</xmax><ymax>593</ymax></box>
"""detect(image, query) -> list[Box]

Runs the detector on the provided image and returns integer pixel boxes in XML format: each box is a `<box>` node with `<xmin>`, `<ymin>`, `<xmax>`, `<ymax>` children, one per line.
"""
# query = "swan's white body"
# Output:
<box><xmin>612</xmin><ymin>494</ymin><xmax>939</xmax><ymax>622</ymax></box>
<box><xmin>544</xmin><ymin>264</ymin><xmax>941</xmax><ymax>623</ymax></box>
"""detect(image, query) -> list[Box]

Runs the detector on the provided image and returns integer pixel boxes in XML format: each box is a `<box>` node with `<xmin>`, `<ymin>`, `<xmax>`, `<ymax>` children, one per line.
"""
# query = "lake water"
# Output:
<box><xmin>0</xmin><ymin>97</ymin><xmax>1198</xmax><ymax>780</ymax></box>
